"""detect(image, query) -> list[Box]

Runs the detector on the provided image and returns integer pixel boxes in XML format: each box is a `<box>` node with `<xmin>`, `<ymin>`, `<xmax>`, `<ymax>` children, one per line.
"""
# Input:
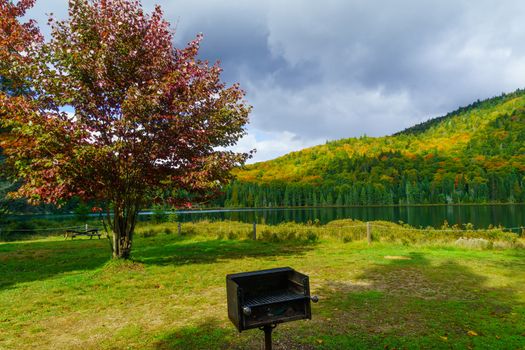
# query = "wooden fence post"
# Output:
<box><xmin>367</xmin><ymin>222</ymin><xmax>371</xmax><ymax>245</ymax></box>
<box><xmin>252</xmin><ymin>222</ymin><xmax>257</xmax><ymax>240</ymax></box>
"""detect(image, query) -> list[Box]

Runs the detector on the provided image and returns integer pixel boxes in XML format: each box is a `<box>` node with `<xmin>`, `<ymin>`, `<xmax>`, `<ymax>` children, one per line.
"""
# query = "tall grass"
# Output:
<box><xmin>2</xmin><ymin>215</ymin><xmax>522</xmax><ymax>248</ymax></box>
<box><xmin>134</xmin><ymin>219</ymin><xmax>524</xmax><ymax>248</ymax></box>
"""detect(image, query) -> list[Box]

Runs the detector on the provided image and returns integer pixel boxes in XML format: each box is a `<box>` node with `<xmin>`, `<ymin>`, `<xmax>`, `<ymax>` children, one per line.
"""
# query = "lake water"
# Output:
<box><xmin>173</xmin><ymin>204</ymin><xmax>525</xmax><ymax>230</ymax></box>
<box><xmin>5</xmin><ymin>204</ymin><xmax>525</xmax><ymax>231</ymax></box>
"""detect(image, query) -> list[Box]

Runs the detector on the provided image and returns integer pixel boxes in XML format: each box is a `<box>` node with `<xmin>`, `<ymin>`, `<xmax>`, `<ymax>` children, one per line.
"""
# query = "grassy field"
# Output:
<box><xmin>0</xmin><ymin>221</ymin><xmax>524</xmax><ymax>349</ymax></box>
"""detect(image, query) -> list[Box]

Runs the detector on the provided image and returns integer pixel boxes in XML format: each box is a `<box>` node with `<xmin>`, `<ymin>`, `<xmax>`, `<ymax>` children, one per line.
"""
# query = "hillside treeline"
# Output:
<box><xmin>215</xmin><ymin>90</ymin><xmax>525</xmax><ymax>207</ymax></box>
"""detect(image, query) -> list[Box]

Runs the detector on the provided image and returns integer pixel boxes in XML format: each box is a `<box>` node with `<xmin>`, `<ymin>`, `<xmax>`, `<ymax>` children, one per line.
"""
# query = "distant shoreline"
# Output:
<box><xmin>179</xmin><ymin>202</ymin><xmax>525</xmax><ymax>212</ymax></box>
<box><xmin>3</xmin><ymin>202</ymin><xmax>524</xmax><ymax>217</ymax></box>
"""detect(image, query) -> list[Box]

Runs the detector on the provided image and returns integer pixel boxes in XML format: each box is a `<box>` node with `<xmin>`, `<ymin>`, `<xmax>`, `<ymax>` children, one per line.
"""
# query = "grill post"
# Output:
<box><xmin>252</xmin><ymin>222</ymin><xmax>257</xmax><ymax>240</ymax></box>
<box><xmin>367</xmin><ymin>221</ymin><xmax>371</xmax><ymax>245</ymax></box>
<box><xmin>262</xmin><ymin>324</ymin><xmax>275</xmax><ymax>350</ymax></box>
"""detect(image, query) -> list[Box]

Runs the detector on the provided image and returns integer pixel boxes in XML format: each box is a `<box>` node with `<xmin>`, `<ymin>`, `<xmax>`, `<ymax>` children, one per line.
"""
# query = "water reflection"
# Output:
<box><xmin>4</xmin><ymin>205</ymin><xmax>524</xmax><ymax>230</ymax></box>
<box><xmin>174</xmin><ymin>205</ymin><xmax>525</xmax><ymax>229</ymax></box>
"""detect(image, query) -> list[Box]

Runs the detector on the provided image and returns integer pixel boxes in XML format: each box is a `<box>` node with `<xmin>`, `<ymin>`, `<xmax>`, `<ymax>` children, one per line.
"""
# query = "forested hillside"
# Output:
<box><xmin>214</xmin><ymin>89</ymin><xmax>525</xmax><ymax>207</ymax></box>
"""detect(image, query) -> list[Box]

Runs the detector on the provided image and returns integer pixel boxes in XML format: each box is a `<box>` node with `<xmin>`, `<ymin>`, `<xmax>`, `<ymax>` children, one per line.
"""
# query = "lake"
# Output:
<box><xmin>173</xmin><ymin>204</ymin><xmax>525</xmax><ymax>230</ymax></box>
<box><xmin>4</xmin><ymin>204</ymin><xmax>525</xmax><ymax>231</ymax></box>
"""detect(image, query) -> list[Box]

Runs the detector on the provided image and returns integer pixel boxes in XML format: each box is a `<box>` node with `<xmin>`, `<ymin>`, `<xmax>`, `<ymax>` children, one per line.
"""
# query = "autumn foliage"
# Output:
<box><xmin>224</xmin><ymin>90</ymin><xmax>525</xmax><ymax>207</ymax></box>
<box><xmin>1</xmin><ymin>0</ymin><xmax>250</xmax><ymax>258</ymax></box>
<box><xmin>0</xmin><ymin>0</ymin><xmax>41</xmax><ymax>92</ymax></box>
<box><xmin>0</xmin><ymin>0</ymin><xmax>43</xmax><ymax>215</ymax></box>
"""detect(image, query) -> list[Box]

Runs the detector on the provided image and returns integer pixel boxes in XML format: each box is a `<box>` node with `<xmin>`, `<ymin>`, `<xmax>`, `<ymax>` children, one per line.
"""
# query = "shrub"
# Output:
<box><xmin>342</xmin><ymin>234</ymin><xmax>353</xmax><ymax>243</ymax></box>
<box><xmin>73</xmin><ymin>202</ymin><xmax>91</xmax><ymax>220</ymax></box>
<box><xmin>140</xmin><ymin>229</ymin><xmax>158</xmax><ymax>238</ymax></box>
<box><xmin>151</xmin><ymin>206</ymin><xmax>169</xmax><ymax>224</ymax></box>
<box><xmin>304</xmin><ymin>230</ymin><xmax>319</xmax><ymax>242</ymax></box>
<box><xmin>227</xmin><ymin>230</ymin><xmax>238</xmax><ymax>240</ymax></box>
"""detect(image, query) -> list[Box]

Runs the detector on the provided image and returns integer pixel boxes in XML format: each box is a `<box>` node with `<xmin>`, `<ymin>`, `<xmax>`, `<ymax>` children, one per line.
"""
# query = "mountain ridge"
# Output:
<box><xmin>215</xmin><ymin>88</ymin><xmax>525</xmax><ymax>207</ymax></box>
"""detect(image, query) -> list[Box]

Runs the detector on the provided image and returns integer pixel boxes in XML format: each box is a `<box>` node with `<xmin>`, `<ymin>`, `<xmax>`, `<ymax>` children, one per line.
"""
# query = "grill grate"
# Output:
<box><xmin>244</xmin><ymin>290</ymin><xmax>305</xmax><ymax>307</ymax></box>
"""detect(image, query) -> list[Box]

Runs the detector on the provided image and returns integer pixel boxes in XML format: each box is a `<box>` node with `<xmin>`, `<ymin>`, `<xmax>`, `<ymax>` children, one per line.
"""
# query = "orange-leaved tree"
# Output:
<box><xmin>1</xmin><ymin>0</ymin><xmax>251</xmax><ymax>258</ymax></box>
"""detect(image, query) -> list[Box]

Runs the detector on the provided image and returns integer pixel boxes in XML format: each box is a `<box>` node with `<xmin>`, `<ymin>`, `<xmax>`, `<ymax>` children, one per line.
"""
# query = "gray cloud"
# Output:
<box><xmin>26</xmin><ymin>0</ymin><xmax>525</xmax><ymax>162</ymax></box>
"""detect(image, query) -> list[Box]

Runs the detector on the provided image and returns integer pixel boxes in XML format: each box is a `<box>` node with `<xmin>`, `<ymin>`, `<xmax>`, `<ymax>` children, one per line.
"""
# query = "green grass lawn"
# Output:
<box><xmin>1</xmin><ymin>228</ymin><xmax>524</xmax><ymax>349</ymax></box>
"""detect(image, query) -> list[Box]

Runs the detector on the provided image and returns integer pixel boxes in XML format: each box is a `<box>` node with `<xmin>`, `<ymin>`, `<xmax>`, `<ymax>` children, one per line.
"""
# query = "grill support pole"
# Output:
<box><xmin>263</xmin><ymin>325</ymin><xmax>273</xmax><ymax>350</ymax></box>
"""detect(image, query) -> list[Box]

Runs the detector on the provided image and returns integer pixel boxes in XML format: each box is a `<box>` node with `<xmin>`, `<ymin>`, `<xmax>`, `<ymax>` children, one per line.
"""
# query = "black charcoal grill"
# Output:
<box><xmin>226</xmin><ymin>267</ymin><xmax>318</xmax><ymax>349</ymax></box>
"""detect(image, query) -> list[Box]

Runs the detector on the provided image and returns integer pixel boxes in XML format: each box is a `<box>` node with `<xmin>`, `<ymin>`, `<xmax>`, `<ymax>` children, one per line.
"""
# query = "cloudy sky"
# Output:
<box><xmin>27</xmin><ymin>0</ymin><xmax>525</xmax><ymax>163</ymax></box>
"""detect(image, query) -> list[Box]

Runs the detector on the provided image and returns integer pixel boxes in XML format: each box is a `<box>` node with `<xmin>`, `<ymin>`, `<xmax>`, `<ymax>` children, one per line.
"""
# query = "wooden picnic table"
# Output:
<box><xmin>64</xmin><ymin>228</ymin><xmax>101</xmax><ymax>239</ymax></box>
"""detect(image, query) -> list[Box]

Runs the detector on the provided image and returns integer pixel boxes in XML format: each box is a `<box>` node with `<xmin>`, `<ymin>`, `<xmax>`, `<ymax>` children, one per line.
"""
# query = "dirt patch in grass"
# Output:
<box><xmin>365</xmin><ymin>266</ymin><xmax>479</xmax><ymax>300</ymax></box>
<box><xmin>309</xmin><ymin>292</ymin><xmax>428</xmax><ymax>338</ymax></box>
<box><xmin>321</xmin><ymin>280</ymin><xmax>372</xmax><ymax>294</ymax></box>
<box><xmin>101</xmin><ymin>260</ymin><xmax>145</xmax><ymax>273</ymax></box>
<box><xmin>384</xmin><ymin>255</ymin><xmax>411</xmax><ymax>260</ymax></box>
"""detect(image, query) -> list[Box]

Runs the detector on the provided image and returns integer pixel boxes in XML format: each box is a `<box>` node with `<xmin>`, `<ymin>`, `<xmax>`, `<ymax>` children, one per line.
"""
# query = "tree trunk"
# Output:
<box><xmin>110</xmin><ymin>204</ymin><xmax>139</xmax><ymax>259</ymax></box>
<box><xmin>112</xmin><ymin>225</ymin><xmax>133</xmax><ymax>259</ymax></box>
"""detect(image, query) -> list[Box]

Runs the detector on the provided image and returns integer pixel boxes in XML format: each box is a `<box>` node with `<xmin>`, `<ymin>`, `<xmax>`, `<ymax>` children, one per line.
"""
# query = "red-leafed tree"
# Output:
<box><xmin>1</xmin><ymin>0</ymin><xmax>251</xmax><ymax>258</ymax></box>
<box><xmin>0</xmin><ymin>0</ymin><xmax>41</xmax><ymax>93</ymax></box>
<box><xmin>0</xmin><ymin>0</ymin><xmax>42</xmax><ymax>213</ymax></box>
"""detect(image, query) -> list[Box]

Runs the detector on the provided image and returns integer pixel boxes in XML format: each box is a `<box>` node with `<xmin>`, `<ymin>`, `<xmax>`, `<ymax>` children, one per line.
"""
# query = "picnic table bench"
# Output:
<box><xmin>64</xmin><ymin>228</ymin><xmax>102</xmax><ymax>239</ymax></box>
